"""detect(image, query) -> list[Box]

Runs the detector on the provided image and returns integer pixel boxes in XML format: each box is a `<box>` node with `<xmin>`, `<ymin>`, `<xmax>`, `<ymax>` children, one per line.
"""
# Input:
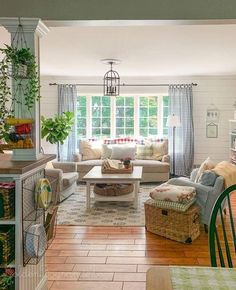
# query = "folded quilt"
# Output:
<box><xmin>150</xmin><ymin>184</ymin><xmax>196</xmax><ymax>203</ymax></box>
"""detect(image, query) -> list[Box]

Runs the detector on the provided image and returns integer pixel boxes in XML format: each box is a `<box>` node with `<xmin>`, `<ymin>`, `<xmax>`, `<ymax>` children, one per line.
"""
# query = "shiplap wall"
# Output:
<box><xmin>40</xmin><ymin>76</ymin><xmax>236</xmax><ymax>165</ymax></box>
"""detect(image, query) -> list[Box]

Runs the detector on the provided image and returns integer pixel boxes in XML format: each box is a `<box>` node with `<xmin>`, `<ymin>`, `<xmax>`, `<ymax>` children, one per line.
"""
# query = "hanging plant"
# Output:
<box><xmin>0</xmin><ymin>44</ymin><xmax>41</xmax><ymax>111</ymax></box>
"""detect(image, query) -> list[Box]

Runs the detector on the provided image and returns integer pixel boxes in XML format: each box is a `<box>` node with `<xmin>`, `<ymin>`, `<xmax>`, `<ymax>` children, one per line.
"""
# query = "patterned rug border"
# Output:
<box><xmin>57</xmin><ymin>184</ymin><xmax>157</xmax><ymax>227</ymax></box>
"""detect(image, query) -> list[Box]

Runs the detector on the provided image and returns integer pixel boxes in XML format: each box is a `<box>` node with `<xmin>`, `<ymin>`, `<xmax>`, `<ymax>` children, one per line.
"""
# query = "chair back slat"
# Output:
<box><xmin>227</xmin><ymin>195</ymin><xmax>236</xmax><ymax>252</ymax></box>
<box><xmin>219</xmin><ymin>206</ymin><xmax>233</xmax><ymax>267</ymax></box>
<box><xmin>215</xmin><ymin>229</ymin><xmax>225</xmax><ymax>267</ymax></box>
<box><xmin>209</xmin><ymin>184</ymin><xmax>236</xmax><ymax>268</ymax></box>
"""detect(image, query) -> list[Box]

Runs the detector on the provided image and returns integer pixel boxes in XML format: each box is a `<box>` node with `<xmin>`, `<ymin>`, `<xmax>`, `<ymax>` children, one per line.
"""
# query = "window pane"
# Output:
<box><xmin>149</xmin><ymin>128</ymin><xmax>158</xmax><ymax>135</ymax></box>
<box><xmin>140</xmin><ymin>107</ymin><xmax>148</xmax><ymax>117</ymax></box>
<box><xmin>126</xmin><ymin>118</ymin><xmax>134</xmax><ymax>127</ymax></box>
<box><xmin>92</xmin><ymin>106</ymin><xmax>100</xmax><ymax>117</ymax></box>
<box><xmin>102</xmin><ymin>118</ymin><xmax>110</xmax><ymax>127</ymax></box>
<box><xmin>163</xmin><ymin>128</ymin><xmax>168</xmax><ymax>135</ymax></box>
<box><xmin>140</xmin><ymin>97</ymin><xmax>148</xmax><ymax>106</ymax></box>
<box><xmin>77</xmin><ymin>118</ymin><xmax>86</xmax><ymax>127</ymax></box>
<box><xmin>102</xmin><ymin>107</ymin><xmax>110</xmax><ymax>117</ymax></box>
<box><xmin>140</xmin><ymin>118</ymin><xmax>148</xmax><ymax>127</ymax></box>
<box><xmin>92</xmin><ymin>118</ymin><xmax>101</xmax><ymax>127</ymax></box>
<box><xmin>78</xmin><ymin>96</ymin><xmax>86</xmax><ymax>106</ymax></box>
<box><xmin>77</xmin><ymin>129</ymin><xmax>86</xmax><ymax>138</ymax></box>
<box><xmin>125</xmin><ymin>107</ymin><xmax>134</xmax><ymax>116</ymax></box>
<box><xmin>149</xmin><ymin>107</ymin><xmax>157</xmax><ymax>117</ymax></box>
<box><xmin>163</xmin><ymin>107</ymin><xmax>169</xmax><ymax>117</ymax></box>
<box><xmin>163</xmin><ymin>96</ymin><xmax>169</xmax><ymax>106</ymax></box>
<box><xmin>116</xmin><ymin>96</ymin><xmax>124</xmax><ymax>106</ymax></box>
<box><xmin>77</xmin><ymin>96</ymin><xmax>87</xmax><ymax>139</ymax></box>
<box><xmin>116</xmin><ymin>128</ymin><xmax>125</xmax><ymax>136</ymax></box>
<box><xmin>149</xmin><ymin>97</ymin><xmax>158</xmax><ymax>106</ymax></box>
<box><xmin>116</xmin><ymin>118</ymin><xmax>124</xmax><ymax>127</ymax></box>
<box><xmin>140</xmin><ymin>128</ymin><xmax>148</xmax><ymax>137</ymax></box>
<box><xmin>92</xmin><ymin>96</ymin><xmax>101</xmax><ymax>106</ymax></box>
<box><xmin>125</xmin><ymin>97</ymin><xmax>134</xmax><ymax>106</ymax></box>
<box><xmin>116</xmin><ymin>107</ymin><xmax>124</xmax><ymax>117</ymax></box>
<box><xmin>125</xmin><ymin>128</ymin><xmax>134</xmax><ymax>135</ymax></box>
<box><xmin>102</xmin><ymin>96</ymin><xmax>110</xmax><ymax>106</ymax></box>
<box><xmin>149</xmin><ymin>118</ymin><xmax>157</xmax><ymax>128</ymax></box>
<box><xmin>92</xmin><ymin>128</ymin><xmax>101</xmax><ymax>137</ymax></box>
<box><xmin>102</xmin><ymin>128</ymin><xmax>110</xmax><ymax>136</ymax></box>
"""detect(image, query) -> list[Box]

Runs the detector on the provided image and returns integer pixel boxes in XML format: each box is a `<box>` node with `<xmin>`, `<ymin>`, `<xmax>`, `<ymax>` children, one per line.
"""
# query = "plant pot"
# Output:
<box><xmin>124</xmin><ymin>164</ymin><xmax>130</xmax><ymax>169</ymax></box>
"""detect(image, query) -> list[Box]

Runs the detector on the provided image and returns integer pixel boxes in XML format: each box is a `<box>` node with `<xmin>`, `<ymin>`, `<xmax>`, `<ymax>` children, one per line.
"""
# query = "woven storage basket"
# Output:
<box><xmin>0</xmin><ymin>183</ymin><xmax>15</xmax><ymax>220</ymax></box>
<box><xmin>0</xmin><ymin>226</ymin><xmax>15</xmax><ymax>265</ymax></box>
<box><xmin>94</xmin><ymin>183</ymin><xmax>134</xmax><ymax>196</ymax></box>
<box><xmin>144</xmin><ymin>199</ymin><xmax>200</xmax><ymax>243</ymax></box>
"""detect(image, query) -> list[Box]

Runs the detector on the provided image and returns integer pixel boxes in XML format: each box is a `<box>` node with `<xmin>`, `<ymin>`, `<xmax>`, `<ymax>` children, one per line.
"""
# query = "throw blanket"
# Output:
<box><xmin>212</xmin><ymin>161</ymin><xmax>236</xmax><ymax>188</ymax></box>
<box><xmin>150</xmin><ymin>184</ymin><xmax>196</xmax><ymax>204</ymax></box>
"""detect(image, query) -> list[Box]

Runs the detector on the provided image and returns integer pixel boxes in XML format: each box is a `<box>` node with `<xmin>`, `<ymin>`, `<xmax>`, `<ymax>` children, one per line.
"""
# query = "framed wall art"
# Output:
<box><xmin>206</xmin><ymin>122</ymin><xmax>218</xmax><ymax>138</ymax></box>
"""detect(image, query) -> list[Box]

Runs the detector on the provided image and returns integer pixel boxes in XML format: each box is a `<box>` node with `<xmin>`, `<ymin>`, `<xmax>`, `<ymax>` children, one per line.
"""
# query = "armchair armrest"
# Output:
<box><xmin>162</xmin><ymin>154</ymin><xmax>170</xmax><ymax>163</ymax></box>
<box><xmin>52</xmin><ymin>162</ymin><xmax>77</xmax><ymax>173</ymax></box>
<box><xmin>167</xmin><ymin>177</ymin><xmax>214</xmax><ymax>203</ymax></box>
<box><xmin>45</xmin><ymin>168</ymin><xmax>63</xmax><ymax>180</ymax></box>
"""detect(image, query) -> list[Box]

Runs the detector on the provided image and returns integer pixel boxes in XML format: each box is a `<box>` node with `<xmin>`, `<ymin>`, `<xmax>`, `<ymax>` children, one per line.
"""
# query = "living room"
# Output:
<box><xmin>0</xmin><ymin>1</ymin><xmax>236</xmax><ymax>290</ymax></box>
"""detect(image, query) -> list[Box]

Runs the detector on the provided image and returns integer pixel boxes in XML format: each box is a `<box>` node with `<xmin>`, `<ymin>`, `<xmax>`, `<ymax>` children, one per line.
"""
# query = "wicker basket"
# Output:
<box><xmin>0</xmin><ymin>226</ymin><xmax>15</xmax><ymax>265</ymax></box>
<box><xmin>94</xmin><ymin>183</ymin><xmax>134</xmax><ymax>196</ymax></box>
<box><xmin>0</xmin><ymin>183</ymin><xmax>15</xmax><ymax>220</ymax></box>
<box><xmin>145</xmin><ymin>199</ymin><xmax>200</xmax><ymax>243</ymax></box>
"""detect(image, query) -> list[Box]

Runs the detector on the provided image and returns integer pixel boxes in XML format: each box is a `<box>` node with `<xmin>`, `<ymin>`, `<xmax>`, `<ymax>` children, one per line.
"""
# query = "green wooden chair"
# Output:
<box><xmin>209</xmin><ymin>184</ymin><xmax>236</xmax><ymax>268</ymax></box>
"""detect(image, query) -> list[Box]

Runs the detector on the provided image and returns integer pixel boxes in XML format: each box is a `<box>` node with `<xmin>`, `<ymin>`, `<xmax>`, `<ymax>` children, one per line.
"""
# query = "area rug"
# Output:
<box><xmin>57</xmin><ymin>183</ymin><xmax>157</xmax><ymax>226</ymax></box>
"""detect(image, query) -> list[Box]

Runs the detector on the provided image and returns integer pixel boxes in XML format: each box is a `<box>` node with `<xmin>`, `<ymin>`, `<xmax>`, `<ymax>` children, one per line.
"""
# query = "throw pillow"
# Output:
<box><xmin>199</xmin><ymin>170</ymin><xmax>218</xmax><ymax>186</ymax></box>
<box><xmin>110</xmin><ymin>145</ymin><xmax>136</xmax><ymax>160</ymax></box>
<box><xmin>194</xmin><ymin>157</ymin><xmax>215</xmax><ymax>183</ymax></box>
<box><xmin>101</xmin><ymin>144</ymin><xmax>113</xmax><ymax>159</ymax></box>
<box><xmin>136</xmin><ymin>145</ymin><xmax>153</xmax><ymax>160</ymax></box>
<box><xmin>79</xmin><ymin>140</ymin><xmax>102</xmax><ymax>161</ymax></box>
<box><xmin>151</xmin><ymin>140</ymin><xmax>168</xmax><ymax>160</ymax></box>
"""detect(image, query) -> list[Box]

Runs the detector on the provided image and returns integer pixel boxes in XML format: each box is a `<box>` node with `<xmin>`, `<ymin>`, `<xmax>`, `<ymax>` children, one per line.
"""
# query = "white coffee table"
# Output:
<box><xmin>82</xmin><ymin>166</ymin><xmax>143</xmax><ymax>210</ymax></box>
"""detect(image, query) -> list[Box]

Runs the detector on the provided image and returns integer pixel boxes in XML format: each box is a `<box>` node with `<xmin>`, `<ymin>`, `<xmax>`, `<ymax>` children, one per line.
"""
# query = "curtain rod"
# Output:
<box><xmin>49</xmin><ymin>82</ymin><xmax>197</xmax><ymax>87</ymax></box>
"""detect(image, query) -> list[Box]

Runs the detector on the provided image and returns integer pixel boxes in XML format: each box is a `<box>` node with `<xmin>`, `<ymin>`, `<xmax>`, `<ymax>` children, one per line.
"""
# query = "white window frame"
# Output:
<box><xmin>77</xmin><ymin>94</ymin><xmax>168</xmax><ymax>139</ymax></box>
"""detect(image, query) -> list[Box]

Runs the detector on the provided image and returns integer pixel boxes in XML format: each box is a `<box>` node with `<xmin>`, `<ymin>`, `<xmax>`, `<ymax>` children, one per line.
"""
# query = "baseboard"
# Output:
<box><xmin>36</xmin><ymin>275</ymin><xmax>48</xmax><ymax>290</ymax></box>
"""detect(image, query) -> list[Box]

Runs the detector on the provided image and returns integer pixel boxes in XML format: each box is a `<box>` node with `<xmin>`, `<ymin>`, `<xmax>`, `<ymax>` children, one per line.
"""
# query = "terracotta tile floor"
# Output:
<box><xmin>46</xmin><ymin>194</ymin><xmax>236</xmax><ymax>289</ymax></box>
<box><xmin>46</xmin><ymin>225</ymin><xmax>210</xmax><ymax>290</ymax></box>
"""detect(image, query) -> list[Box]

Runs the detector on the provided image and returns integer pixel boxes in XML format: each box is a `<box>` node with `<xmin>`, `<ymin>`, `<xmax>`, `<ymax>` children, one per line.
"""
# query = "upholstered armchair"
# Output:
<box><xmin>167</xmin><ymin>168</ymin><xmax>224</xmax><ymax>230</ymax></box>
<box><xmin>45</xmin><ymin>162</ymin><xmax>78</xmax><ymax>203</ymax></box>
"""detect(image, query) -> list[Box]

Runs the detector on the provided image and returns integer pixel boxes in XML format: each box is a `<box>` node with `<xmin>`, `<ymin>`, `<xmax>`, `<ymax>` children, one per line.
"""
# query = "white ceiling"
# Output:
<box><xmin>1</xmin><ymin>24</ymin><xmax>236</xmax><ymax>77</ymax></box>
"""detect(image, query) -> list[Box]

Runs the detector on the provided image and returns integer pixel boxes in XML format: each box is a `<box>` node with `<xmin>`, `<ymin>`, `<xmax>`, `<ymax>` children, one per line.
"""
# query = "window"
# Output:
<box><xmin>91</xmin><ymin>96</ymin><xmax>111</xmax><ymax>138</ymax></box>
<box><xmin>77</xmin><ymin>95</ymin><xmax>169</xmax><ymax>139</ymax></box>
<box><xmin>116</xmin><ymin>96</ymin><xmax>134</xmax><ymax>137</ymax></box>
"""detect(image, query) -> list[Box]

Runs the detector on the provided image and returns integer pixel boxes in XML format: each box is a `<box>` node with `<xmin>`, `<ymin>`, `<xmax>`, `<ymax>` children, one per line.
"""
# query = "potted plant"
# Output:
<box><xmin>41</xmin><ymin>111</ymin><xmax>74</xmax><ymax>160</ymax></box>
<box><xmin>122</xmin><ymin>157</ymin><xmax>132</xmax><ymax>169</ymax></box>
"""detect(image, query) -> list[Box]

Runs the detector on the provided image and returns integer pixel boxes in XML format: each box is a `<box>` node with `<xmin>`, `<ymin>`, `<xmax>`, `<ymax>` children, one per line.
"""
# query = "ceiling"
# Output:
<box><xmin>1</xmin><ymin>24</ymin><xmax>236</xmax><ymax>77</ymax></box>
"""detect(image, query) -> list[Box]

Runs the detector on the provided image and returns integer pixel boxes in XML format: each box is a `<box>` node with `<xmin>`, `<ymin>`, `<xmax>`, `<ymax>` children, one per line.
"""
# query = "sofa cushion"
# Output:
<box><xmin>80</xmin><ymin>140</ymin><xmax>102</xmax><ymax>161</ymax></box>
<box><xmin>132</xmin><ymin>160</ymin><xmax>169</xmax><ymax>173</ymax></box>
<box><xmin>151</xmin><ymin>140</ymin><xmax>168</xmax><ymax>160</ymax></box>
<box><xmin>110</xmin><ymin>145</ymin><xmax>136</xmax><ymax>160</ymax></box>
<box><xmin>101</xmin><ymin>144</ymin><xmax>113</xmax><ymax>159</ymax></box>
<box><xmin>194</xmin><ymin>157</ymin><xmax>215</xmax><ymax>182</ymax></box>
<box><xmin>62</xmin><ymin>172</ymin><xmax>78</xmax><ymax>188</ymax></box>
<box><xmin>136</xmin><ymin>145</ymin><xmax>153</xmax><ymax>160</ymax></box>
<box><xmin>199</xmin><ymin>170</ymin><xmax>218</xmax><ymax>186</ymax></box>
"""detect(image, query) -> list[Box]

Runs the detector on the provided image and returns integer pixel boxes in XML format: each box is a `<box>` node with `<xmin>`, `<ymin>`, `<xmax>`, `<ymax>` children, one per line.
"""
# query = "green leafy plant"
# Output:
<box><xmin>41</xmin><ymin>112</ymin><xmax>74</xmax><ymax>145</ymax></box>
<box><xmin>0</xmin><ymin>44</ymin><xmax>40</xmax><ymax>111</ymax></box>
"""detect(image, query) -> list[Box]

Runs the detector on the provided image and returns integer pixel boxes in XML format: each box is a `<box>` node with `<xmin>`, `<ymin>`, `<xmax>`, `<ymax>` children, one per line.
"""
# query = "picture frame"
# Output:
<box><xmin>206</xmin><ymin>122</ymin><xmax>218</xmax><ymax>138</ymax></box>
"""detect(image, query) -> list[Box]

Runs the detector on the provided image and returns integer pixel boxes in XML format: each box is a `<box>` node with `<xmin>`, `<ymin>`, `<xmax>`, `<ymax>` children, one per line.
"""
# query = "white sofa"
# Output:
<box><xmin>75</xmin><ymin>139</ymin><xmax>170</xmax><ymax>183</ymax></box>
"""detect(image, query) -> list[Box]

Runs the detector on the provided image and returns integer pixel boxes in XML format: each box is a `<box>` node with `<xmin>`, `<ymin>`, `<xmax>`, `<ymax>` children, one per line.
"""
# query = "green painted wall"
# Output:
<box><xmin>0</xmin><ymin>0</ymin><xmax>235</xmax><ymax>21</ymax></box>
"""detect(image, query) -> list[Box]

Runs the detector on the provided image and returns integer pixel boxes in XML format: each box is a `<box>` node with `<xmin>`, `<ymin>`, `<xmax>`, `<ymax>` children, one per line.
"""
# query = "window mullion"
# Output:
<box><xmin>134</xmin><ymin>96</ymin><xmax>139</xmax><ymax>136</ymax></box>
<box><xmin>87</xmin><ymin>96</ymin><xmax>92</xmax><ymax>138</ymax></box>
<box><xmin>158</xmin><ymin>95</ymin><xmax>163</xmax><ymax>136</ymax></box>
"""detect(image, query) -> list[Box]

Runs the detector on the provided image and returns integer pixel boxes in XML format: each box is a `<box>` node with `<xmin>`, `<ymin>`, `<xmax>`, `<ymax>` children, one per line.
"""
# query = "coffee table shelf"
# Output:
<box><xmin>83</xmin><ymin>166</ymin><xmax>143</xmax><ymax>210</ymax></box>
